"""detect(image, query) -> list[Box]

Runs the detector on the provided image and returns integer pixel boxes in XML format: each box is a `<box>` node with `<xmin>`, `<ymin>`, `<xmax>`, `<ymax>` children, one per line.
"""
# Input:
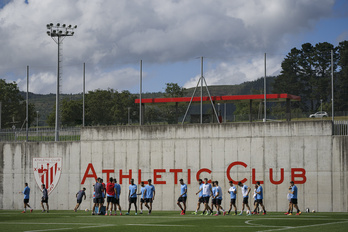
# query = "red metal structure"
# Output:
<box><xmin>135</xmin><ymin>94</ymin><xmax>301</xmax><ymax>122</ymax></box>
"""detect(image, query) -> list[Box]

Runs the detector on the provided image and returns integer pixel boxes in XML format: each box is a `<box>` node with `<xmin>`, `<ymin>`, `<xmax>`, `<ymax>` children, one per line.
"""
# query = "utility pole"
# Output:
<box><xmin>264</xmin><ymin>53</ymin><xmax>267</xmax><ymax>122</ymax></box>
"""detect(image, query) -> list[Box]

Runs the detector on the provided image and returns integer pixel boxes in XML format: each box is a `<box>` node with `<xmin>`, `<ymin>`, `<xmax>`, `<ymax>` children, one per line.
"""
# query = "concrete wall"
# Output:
<box><xmin>1</xmin><ymin>121</ymin><xmax>347</xmax><ymax>212</ymax></box>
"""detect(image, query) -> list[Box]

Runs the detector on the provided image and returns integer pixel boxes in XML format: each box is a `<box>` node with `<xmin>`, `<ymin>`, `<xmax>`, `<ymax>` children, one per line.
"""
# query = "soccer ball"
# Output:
<box><xmin>85</xmin><ymin>208</ymin><xmax>89</xmax><ymax>212</ymax></box>
<box><xmin>312</xmin><ymin>210</ymin><xmax>316</xmax><ymax>213</ymax></box>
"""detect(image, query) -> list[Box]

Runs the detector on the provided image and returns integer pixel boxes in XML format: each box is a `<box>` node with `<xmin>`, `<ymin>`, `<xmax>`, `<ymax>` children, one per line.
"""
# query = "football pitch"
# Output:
<box><xmin>0</xmin><ymin>210</ymin><xmax>347</xmax><ymax>232</ymax></box>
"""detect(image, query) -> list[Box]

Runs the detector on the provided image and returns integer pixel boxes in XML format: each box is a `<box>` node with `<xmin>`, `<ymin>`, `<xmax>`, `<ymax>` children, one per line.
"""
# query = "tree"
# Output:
<box><xmin>46</xmin><ymin>89</ymin><xmax>138</xmax><ymax>126</ymax></box>
<box><xmin>164</xmin><ymin>83</ymin><xmax>185</xmax><ymax>98</ymax></box>
<box><xmin>336</xmin><ymin>40</ymin><xmax>348</xmax><ymax>111</ymax></box>
<box><xmin>61</xmin><ymin>99</ymin><xmax>83</xmax><ymax>126</ymax></box>
<box><xmin>160</xmin><ymin>83</ymin><xmax>186</xmax><ymax>124</ymax></box>
<box><xmin>0</xmin><ymin>79</ymin><xmax>36</xmax><ymax>129</ymax></box>
<box><xmin>273</xmin><ymin>42</ymin><xmax>339</xmax><ymax>112</ymax></box>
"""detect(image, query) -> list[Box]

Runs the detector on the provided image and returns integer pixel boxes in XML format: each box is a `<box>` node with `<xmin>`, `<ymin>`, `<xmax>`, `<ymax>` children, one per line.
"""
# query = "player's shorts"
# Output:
<box><xmin>140</xmin><ymin>198</ymin><xmax>145</xmax><ymax>203</ymax></box>
<box><xmin>95</xmin><ymin>197</ymin><xmax>103</xmax><ymax>204</ymax></box>
<box><xmin>230</xmin><ymin>199</ymin><xmax>236</xmax><ymax>204</ymax></box>
<box><xmin>77</xmin><ymin>199</ymin><xmax>82</xmax><ymax>204</ymax></box>
<box><xmin>256</xmin><ymin>199</ymin><xmax>263</xmax><ymax>204</ymax></box>
<box><xmin>216</xmin><ymin>199</ymin><xmax>222</xmax><ymax>205</ymax></box>
<box><xmin>24</xmin><ymin>199</ymin><xmax>29</xmax><ymax>204</ymax></box>
<box><xmin>177</xmin><ymin>197</ymin><xmax>187</xmax><ymax>203</ymax></box>
<box><xmin>198</xmin><ymin>197</ymin><xmax>204</xmax><ymax>203</ymax></box>
<box><xmin>212</xmin><ymin>198</ymin><xmax>217</xmax><ymax>205</ymax></box>
<box><xmin>114</xmin><ymin>198</ymin><xmax>120</xmax><ymax>205</ymax></box>
<box><xmin>93</xmin><ymin>198</ymin><xmax>96</xmax><ymax>204</ymax></box>
<box><xmin>145</xmin><ymin>198</ymin><xmax>153</xmax><ymax>203</ymax></box>
<box><xmin>203</xmin><ymin>196</ymin><xmax>210</xmax><ymax>204</ymax></box>
<box><xmin>243</xmin><ymin>197</ymin><xmax>249</xmax><ymax>204</ymax></box>
<box><xmin>129</xmin><ymin>197</ymin><xmax>137</xmax><ymax>204</ymax></box>
<box><xmin>102</xmin><ymin>198</ymin><xmax>105</xmax><ymax>204</ymax></box>
<box><xmin>291</xmin><ymin>198</ymin><xmax>298</xmax><ymax>204</ymax></box>
<box><xmin>41</xmin><ymin>198</ymin><xmax>48</xmax><ymax>203</ymax></box>
<box><xmin>107</xmin><ymin>196</ymin><xmax>114</xmax><ymax>203</ymax></box>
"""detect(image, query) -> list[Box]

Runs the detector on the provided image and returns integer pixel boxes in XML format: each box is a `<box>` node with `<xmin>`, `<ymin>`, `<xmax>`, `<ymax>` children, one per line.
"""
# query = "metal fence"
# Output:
<box><xmin>0</xmin><ymin>127</ymin><xmax>81</xmax><ymax>142</ymax></box>
<box><xmin>333</xmin><ymin>121</ymin><xmax>348</xmax><ymax>136</ymax></box>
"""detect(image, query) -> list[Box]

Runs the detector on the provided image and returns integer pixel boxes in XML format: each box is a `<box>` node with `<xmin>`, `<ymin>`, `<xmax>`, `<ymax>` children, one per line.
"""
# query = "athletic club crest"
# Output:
<box><xmin>33</xmin><ymin>157</ymin><xmax>62</xmax><ymax>195</ymax></box>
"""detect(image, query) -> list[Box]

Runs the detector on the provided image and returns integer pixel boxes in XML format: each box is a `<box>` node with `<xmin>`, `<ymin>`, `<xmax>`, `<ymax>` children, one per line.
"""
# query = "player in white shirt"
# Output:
<box><xmin>238</xmin><ymin>181</ymin><xmax>252</xmax><ymax>216</ymax></box>
<box><xmin>252</xmin><ymin>184</ymin><xmax>259</xmax><ymax>214</ymax></box>
<box><xmin>284</xmin><ymin>184</ymin><xmax>292</xmax><ymax>215</ymax></box>
<box><xmin>227</xmin><ymin>181</ymin><xmax>237</xmax><ymax>215</ymax></box>
<box><xmin>197</xmin><ymin>178</ymin><xmax>214</xmax><ymax>215</ymax></box>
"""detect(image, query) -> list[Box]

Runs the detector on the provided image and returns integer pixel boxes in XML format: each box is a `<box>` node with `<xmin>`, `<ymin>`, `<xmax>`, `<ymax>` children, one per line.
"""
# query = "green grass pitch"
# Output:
<box><xmin>0</xmin><ymin>210</ymin><xmax>347</xmax><ymax>232</ymax></box>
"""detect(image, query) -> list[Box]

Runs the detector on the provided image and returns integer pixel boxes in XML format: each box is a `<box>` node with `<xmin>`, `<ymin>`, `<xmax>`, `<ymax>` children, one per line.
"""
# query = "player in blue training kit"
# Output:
<box><xmin>41</xmin><ymin>184</ymin><xmax>49</xmax><ymax>213</ymax></box>
<box><xmin>253</xmin><ymin>181</ymin><xmax>266</xmax><ymax>215</ymax></box>
<box><xmin>144</xmin><ymin>179</ymin><xmax>155</xmax><ymax>214</ymax></box>
<box><xmin>211</xmin><ymin>181</ymin><xmax>217</xmax><ymax>213</ymax></box>
<box><xmin>193</xmin><ymin>179</ymin><xmax>204</xmax><ymax>215</ymax></box>
<box><xmin>238</xmin><ymin>181</ymin><xmax>251</xmax><ymax>216</ymax></box>
<box><xmin>137</xmin><ymin>181</ymin><xmax>148</xmax><ymax>214</ymax></box>
<box><xmin>289</xmin><ymin>181</ymin><xmax>301</xmax><ymax>215</ymax></box>
<box><xmin>113</xmin><ymin>178</ymin><xmax>123</xmax><ymax>215</ymax></box>
<box><xmin>19</xmin><ymin>183</ymin><xmax>32</xmax><ymax>213</ymax></box>
<box><xmin>74</xmin><ymin>187</ymin><xmax>86</xmax><ymax>212</ymax></box>
<box><xmin>227</xmin><ymin>181</ymin><xmax>237</xmax><ymax>215</ymax></box>
<box><xmin>213</xmin><ymin>181</ymin><xmax>226</xmax><ymax>216</ymax></box>
<box><xmin>127</xmin><ymin>179</ymin><xmax>138</xmax><ymax>215</ymax></box>
<box><xmin>177</xmin><ymin>179</ymin><xmax>187</xmax><ymax>215</ymax></box>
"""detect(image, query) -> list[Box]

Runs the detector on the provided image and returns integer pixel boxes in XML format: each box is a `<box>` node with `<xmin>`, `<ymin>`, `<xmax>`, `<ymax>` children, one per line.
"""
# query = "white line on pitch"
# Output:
<box><xmin>256</xmin><ymin>220</ymin><xmax>348</xmax><ymax>232</ymax></box>
<box><xmin>24</xmin><ymin>228</ymin><xmax>72</xmax><ymax>232</ymax></box>
<box><xmin>126</xmin><ymin>224</ymin><xmax>194</xmax><ymax>227</ymax></box>
<box><xmin>78</xmin><ymin>224</ymin><xmax>115</xmax><ymax>229</ymax></box>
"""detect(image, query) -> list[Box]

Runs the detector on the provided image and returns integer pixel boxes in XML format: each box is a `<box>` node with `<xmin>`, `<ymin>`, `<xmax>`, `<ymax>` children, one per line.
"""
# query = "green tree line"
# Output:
<box><xmin>46</xmin><ymin>89</ymin><xmax>138</xmax><ymax>126</ymax></box>
<box><xmin>272</xmin><ymin>41</ymin><xmax>348</xmax><ymax>112</ymax></box>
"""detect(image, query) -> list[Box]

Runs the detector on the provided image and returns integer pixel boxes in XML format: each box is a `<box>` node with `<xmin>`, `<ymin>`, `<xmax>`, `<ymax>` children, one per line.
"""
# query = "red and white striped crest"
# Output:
<box><xmin>33</xmin><ymin>158</ymin><xmax>62</xmax><ymax>195</ymax></box>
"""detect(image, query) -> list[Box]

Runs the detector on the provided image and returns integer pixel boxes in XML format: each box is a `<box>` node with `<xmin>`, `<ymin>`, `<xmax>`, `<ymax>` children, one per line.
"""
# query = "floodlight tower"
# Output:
<box><xmin>46</xmin><ymin>23</ymin><xmax>77</xmax><ymax>141</ymax></box>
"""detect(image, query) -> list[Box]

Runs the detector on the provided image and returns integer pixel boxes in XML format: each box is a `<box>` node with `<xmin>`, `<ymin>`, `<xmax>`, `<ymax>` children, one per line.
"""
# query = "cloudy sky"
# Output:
<box><xmin>0</xmin><ymin>0</ymin><xmax>347</xmax><ymax>94</ymax></box>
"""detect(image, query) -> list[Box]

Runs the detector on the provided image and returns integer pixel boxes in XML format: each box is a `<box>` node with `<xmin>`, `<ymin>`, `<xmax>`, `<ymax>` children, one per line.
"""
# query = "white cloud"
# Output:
<box><xmin>183</xmin><ymin>55</ymin><xmax>282</xmax><ymax>88</ymax></box>
<box><xmin>0</xmin><ymin>0</ymin><xmax>336</xmax><ymax>93</ymax></box>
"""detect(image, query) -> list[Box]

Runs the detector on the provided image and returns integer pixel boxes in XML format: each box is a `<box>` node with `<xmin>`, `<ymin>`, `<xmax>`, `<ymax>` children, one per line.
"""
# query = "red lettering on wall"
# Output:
<box><xmin>252</xmin><ymin>168</ymin><xmax>264</xmax><ymax>184</ymax></box>
<box><xmin>81</xmin><ymin>163</ymin><xmax>98</xmax><ymax>184</ymax></box>
<box><xmin>169</xmin><ymin>169</ymin><xmax>183</xmax><ymax>184</ymax></box>
<box><xmin>154</xmin><ymin>169</ymin><xmax>166</xmax><ymax>184</ymax></box>
<box><xmin>269</xmin><ymin>168</ymin><xmax>284</xmax><ymax>185</ymax></box>
<box><xmin>187</xmin><ymin>169</ymin><xmax>191</xmax><ymax>185</ymax></box>
<box><xmin>226</xmin><ymin>161</ymin><xmax>247</xmax><ymax>184</ymax></box>
<box><xmin>138</xmin><ymin>169</ymin><xmax>149</xmax><ymax>185</ymax></box>
<box><xmin>291</xmin><ymin>168</ymin><xmax>307</xmax><ymax>184</ymax></box>
<box><xmin>196</xmin><ymin>168</ymin><xmax>212</xmax><ymax>183</ymax></box>
<box><xmin>102</xmin><ymin>169</ymin><xmax>115</xmax><ymax>181</ymax></box>
<box><xmin>119</xmin><ymin>169</ymin><xmax>132</xmax><ymax>184</ymax></box>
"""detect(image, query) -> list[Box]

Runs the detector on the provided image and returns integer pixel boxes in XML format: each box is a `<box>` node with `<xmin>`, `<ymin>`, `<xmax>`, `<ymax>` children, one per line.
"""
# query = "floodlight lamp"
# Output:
<box><xmin>47</xmin><ymin>31</ymin><xmax>51</xmax><ymax>36</ymax></box>
<box><xmin>74</xmin><ymin>25</ymin><xmax>77</xmax><ymax>28</ymax></box>
<box><xmin>50</xmin><ymin>23</ymin><xmax>53</xmax><ymax>26</ymax></box>
<box><xmin>68</xmin><ymin>25</ymin><xmax>71</xmax><ymax>28</ymax></box>
<box><xmin>71</xmin><ymin>31</ymin><xmax>74</xmax><ymax>35</ymax></box>
<box><xmin>62</xmin><ymin>24</ymin><xmax>66</xmax><ymax>27</ymax></box>
<box><xmin>57</xmin><ymin>23</ymin><xmax>60</xmax><ymax>26</ymax></box>
<box><xmin>46</xmin><ymin>24</ymin><xmax>50</xmax><ymax>29</ymax></box>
